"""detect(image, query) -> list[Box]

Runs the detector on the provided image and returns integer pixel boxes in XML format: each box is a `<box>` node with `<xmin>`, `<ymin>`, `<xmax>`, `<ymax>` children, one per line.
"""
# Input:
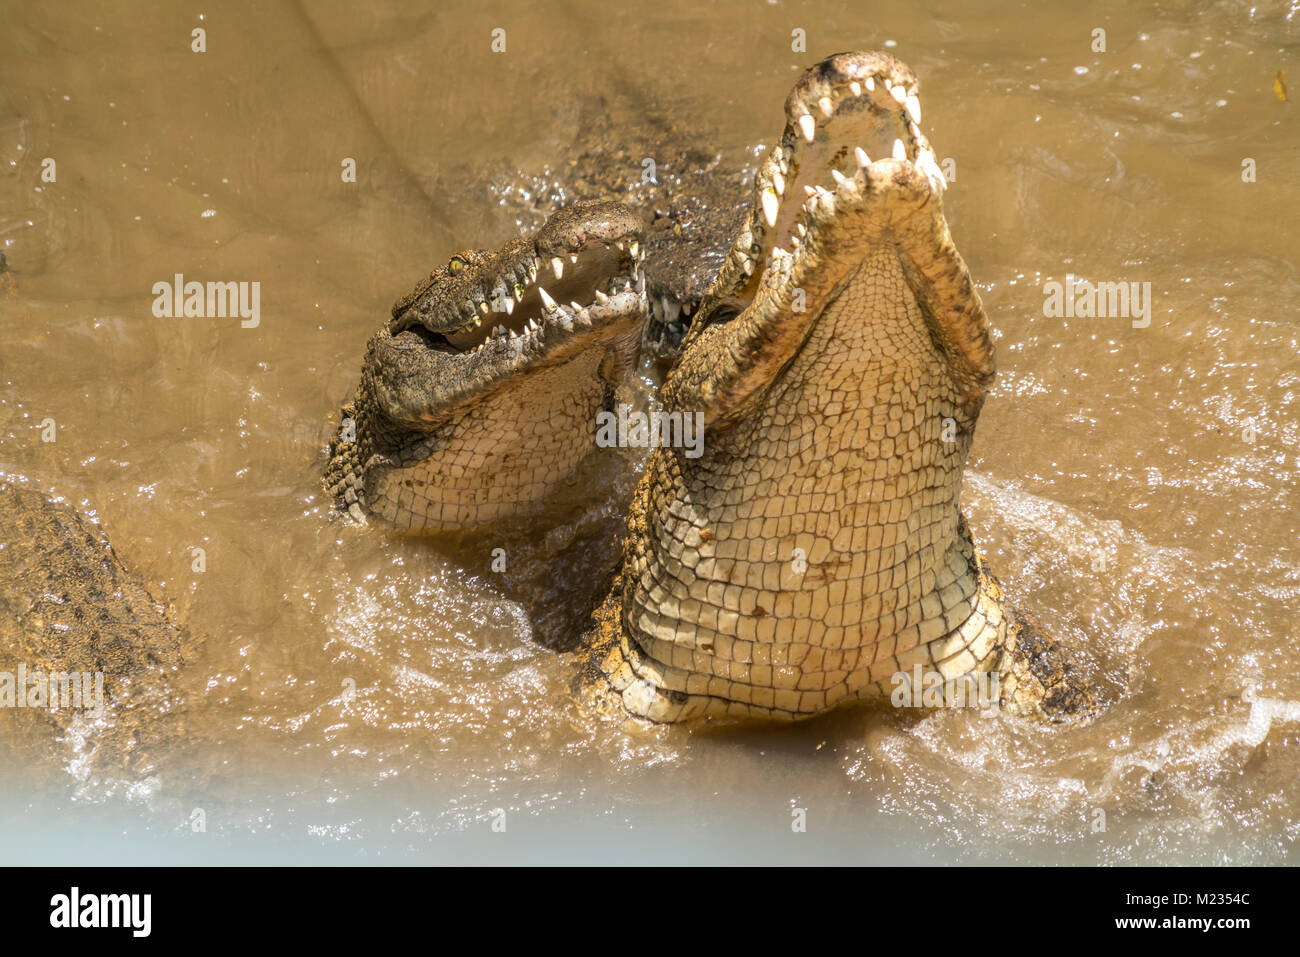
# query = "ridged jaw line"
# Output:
<box><xmin>372</xmin><ymin>201</ymin><xmax>649</xmax><ymax>426</ymax></box>
<box><xmin>671</xmin><ymin>51</ymin><xmax>995</xmax><ymax>419</ymax></box>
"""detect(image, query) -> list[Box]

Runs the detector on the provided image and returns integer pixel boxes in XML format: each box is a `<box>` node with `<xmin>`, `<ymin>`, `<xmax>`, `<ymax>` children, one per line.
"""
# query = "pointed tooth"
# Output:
<box><xmin>890</xmin><ymin>84</ymin><xmax>906</xmax><ymax>104</ymax></box>
<box><xmin>594</xmin><ymin>290</ymin><xmax>610</xmax><ymax>305</ymax></box>
<box><xmin>831</xmin><ymin>169</ymin><xmax>848</xmax><ymax>186</ymax></box>
<box><xmin>798</xmin><ymin>113</ymin><xmax>816</xmax><ymax>142</ymax></box>
<box><xmin>803</xmin><ymin>185</ymin><xmax>818</xmax><ymax>197</ymax></box>
<box><xmin>479</xmin><ymin>302</ymin><xmax>489</xmax><ymax>315</ymax></box>
<box><xmin>773</xmin><ymin>170</ymin><xmax>785</xmax><ymax>195</ymax></box>
<box><xmin>569</xmin><ymin>302</ymin><xmax>582</xmax><ymax>313</ymax></box>
<box><xmin>569</xmin><ymin>254</ymin><xmax>578</xmax><ymax>264</ymax></box>
<box><xmin>865</xmin><ymin>76</ymin><xmax>875</xmax><ymax>92</ymax></box>
<box><xmin>742</xmin><ymin>258</ymin><xmax>755</xmax><ymax>276</ymax></box>
<box><xmin>628</xmin><ymin>241</ymin><xmax>639</xmax><ymax>257</ymax></box>
<box><xmin>855</xmin><ymin>147</ymin><xmax>871</xmax><ymax>167</ymax></box>
<box><xmin>905</xmin><ymin>95</ymin><xmax>921</xmax><ymax>125</ymax></box>
<box><xmin>796</xmin><ymin>222</ymin><xmax>806</xmax><ymax>237</ymax></box>
<box><xmin>529</xmin><ymin>317</ymin><xmax>540</xmax><ymax>331</ymax></box>
<box><xmin>892</xmin><ymin>138</ymin><xmax>907</xmax><ymax>161</ymax></box>
<box><xmin>538</xmin><ymin>287</ymin><xmax>558</xmax><ymax>313</ymax></box>
<box><xmin>850</xmin><ymin>81</ymin><xmax>862</xmax><ymax>96</ymax></box>
<box><xmin>818</xmin><ymin>96</ymin><xmax>834</xmax><ymax>117</ymax></box>
<box><xmin>761</xmin><ymin>189</ymin><xmax>780</xmax><ymax>228</ymax></box>
<box><xmin>551</xmin><ymin>257</ymin><xmax>564</xmax><ymax>279</ymax></box>
<box><xmin>504</xmin><ymin>298</ymin><xmax>515</xmax><ymax>314</ymax></box>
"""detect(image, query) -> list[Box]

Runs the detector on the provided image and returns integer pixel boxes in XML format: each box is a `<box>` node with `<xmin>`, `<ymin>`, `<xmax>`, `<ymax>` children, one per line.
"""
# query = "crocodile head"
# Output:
<box><xmin>325</xmin><ymin>200</ymin><xmax>648</xmax><ymax>531</ymax></box>
<box><xmin>594</xmin><ymin>52</ymin><xmax>1094</xmax><ymax>722</ymax></box>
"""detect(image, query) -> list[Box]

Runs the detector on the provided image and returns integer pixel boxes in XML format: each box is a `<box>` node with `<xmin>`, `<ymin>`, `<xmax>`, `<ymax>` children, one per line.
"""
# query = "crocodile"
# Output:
<box><xmin>0</xmin><ymin>479</ymin><xmax>186</xmax><ymax>779</ymax></box>
<box><xmin>472</xmin><ymin>97</ymin><xmax>755</xmax><ymax>358</ymax></box>
<box><xmin>324</xmin><ymin>200</ymin><xmax>649</xmax><ymax>532</ymax></box>
<box><xmin>587</xmin><ymin>51</ymin><xmax>1096</xmax><ymax>724</ymax></box>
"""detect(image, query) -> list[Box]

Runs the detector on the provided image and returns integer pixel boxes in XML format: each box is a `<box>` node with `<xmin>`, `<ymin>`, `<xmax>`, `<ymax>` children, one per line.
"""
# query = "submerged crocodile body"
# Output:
<box><xmin>0</xmin><ymin>480</ymin><xmax>186</xmax><ymax>777</ymax></box>
<box><xmin>588</xmin><ymin>52</ymin><xmax>1095</xmax><ymax>723</ymax></box>
<box><xmin>324</xmin><ymin>200</ymin><xmax>649</xmax><ymax>531</ymax></box>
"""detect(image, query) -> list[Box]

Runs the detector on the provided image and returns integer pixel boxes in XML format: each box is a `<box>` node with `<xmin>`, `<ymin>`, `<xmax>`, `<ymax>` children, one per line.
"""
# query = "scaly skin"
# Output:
<box><xmin>589</xmin><ymin>52</ymin><xmax>1096</xmax><ymax>723</ymax></box>
<box><xmin>480</xmin><ymin>99</ymin><xmax>753</xmax><ymax>358</ymax></box>
<box><xmin>0</xmin><ymin>480</ymin><xmax>186</xmax><ymax>776</ymax></box>
<box><xmin>325</xmin><ymin>200</ymin><xmax>649</xmax><ymax>531</ymax></box>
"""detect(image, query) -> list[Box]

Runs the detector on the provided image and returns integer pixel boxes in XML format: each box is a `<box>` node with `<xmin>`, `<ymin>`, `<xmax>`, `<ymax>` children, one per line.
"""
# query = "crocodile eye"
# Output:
<box><xmin>448</xmin><ymin>256</ymin><xmax>467</xmax><ymax>275</ymax></box>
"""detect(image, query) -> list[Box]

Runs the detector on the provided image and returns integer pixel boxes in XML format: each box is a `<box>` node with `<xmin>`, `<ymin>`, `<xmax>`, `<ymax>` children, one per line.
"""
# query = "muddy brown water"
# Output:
<box><xmin>1</xmin><ymin>1</ymin><xmax>1297</xmax><ymax>863</ymax></box>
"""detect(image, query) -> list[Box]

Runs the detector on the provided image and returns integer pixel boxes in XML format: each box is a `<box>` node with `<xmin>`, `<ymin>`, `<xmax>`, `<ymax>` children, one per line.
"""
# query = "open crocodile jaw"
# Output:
<box><xmin>325</xmin><ymin>201</ymin><xmax>650</xmax><ymax>532</ymax></box>
<box><xmin>595</xmin><ymin>52</ymin><xmax>1092</xmax><ymax>724</ymax></box>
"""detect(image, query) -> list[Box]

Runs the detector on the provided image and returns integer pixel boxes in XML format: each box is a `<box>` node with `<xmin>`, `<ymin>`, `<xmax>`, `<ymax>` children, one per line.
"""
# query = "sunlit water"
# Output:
<box><xmin>0</xmin><ymin>0</ymin><xmax>1297</xmax><ymax>864</ymax></box>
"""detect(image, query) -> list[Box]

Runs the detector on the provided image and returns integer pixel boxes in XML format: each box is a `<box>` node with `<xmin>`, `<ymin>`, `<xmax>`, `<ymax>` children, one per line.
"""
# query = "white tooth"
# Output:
<box><xmin>850</xmin><ymin>81</ymin><xmax>862</xmax><ymax>97</ymax></box>
<box><xmin>818</xmin><ymin>96</ymin><xmax>834</xmax><ymax>117</ymax></box>
<box><xmin>905</xmin><ymin>95</ymin><xmax>921</xmax><ymax>125</ymax></box>
<box><xmin>772</xmin><ymin>245</ymin><xmax>786</xmax><ymax>258</ymax></box>
<box><xmin>773</xmin><ymin>170</ymin><xmax>785</xmax><ymax>195</ymax></box>
<box><xmin>855</xmin><ymin>146</ymin><xmax>871</xmax><ymax>167</ymax></box>
<box><xmin>761</xmin><ymin>189</ymin><xmax>780</xmax><ymax>228</ymax></box>
<box><xmin>504</xmin><ymin>298</ymin><xmax>515</xmax><ymax>314</ymax></box>
<box><xmin>628</xmin><ymin>242</ymin><xmax>639</xmax><ymax>257</ymax></box>
<box><xmin>615</xmin><ymin>241</ymin><xmax>624</xmax><ymax>251</ymax></box>
<box><xmin>594</xmin><ymin>290</ymin><xmax>609</xmax><ymax>305</ymax></box>
<box><xmin>538</xmin><ymin>287</ymin><xmax>558</xmax><ymax>312</ymax></box>
<box><xmin>892</xmin><ymin>138</ymin><xmax>907</xmax><ymax>161</ymax></box>
<box><xmin>798</xmin><ymin>113</ymin><xmax>816</xmax><ymax>142</ymax></box>
<box><xmin>569</xmin><ymin>254</ymin><xmax>578</xmax><ymax>264</ymax></box>
<box><xmin>796</xmin><ymin>223</ymin><xmax>806</xmax><ymax>237</ymax></box>
<box><xmin>742</xmin><ymin>258</ymin><xmax>755</xmax><ymax>276</ymax></box>
<box><xmin>865</xmin><ymin>76</ymin><xmax>875</xmax><ymax>92</ymax></box>
<box><xmin>479</xmin><ymin>303</ymin><xmax>489</xmax><ymax>315</ymax></box>
<box><xmin>529</xmin><ymin>318</ymin><xmax>540</xmax><ymax>331</ymax></box>
<box><xmin>528</xmin><ymin>263</ymin><xmax>538</xmax><ymax>280</ymax></box>
<box><xmin>569</xmin><ymin>301</ymin><xmax>582</xmax><ymax>312</ymax></box>
<box><xmin>831</xmin><ymin>169</ymin><xmax>848</xmax><ymax>186</ymax></box>
<box><xmin>890</xmin><ymin>84</ymin><xmax>906</xmax><ymax>104</ymax></box>
<box><xmin>791</xmin><ymin>236</ymin><xmax>800</xmax><ymax>247</ymax></box>
<box><xmin>803</xmin><ymin>185</ymin><xmax>818</xmax><ymax>197</ymax></box>
<box><xmin>816</xmin><ymin>185</ymin><xmax>833</xmax><ymax>198</ymax></box>
<box><xmin>918</xmin><ymin>150</ymin><xmax>947</xmax><ymax>191</ymax></box>
<box><xmin>551</xmin><ymin>257</ymin><xmax>564</xmax><ymax>279</ymax></box>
